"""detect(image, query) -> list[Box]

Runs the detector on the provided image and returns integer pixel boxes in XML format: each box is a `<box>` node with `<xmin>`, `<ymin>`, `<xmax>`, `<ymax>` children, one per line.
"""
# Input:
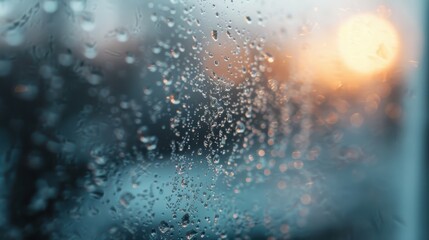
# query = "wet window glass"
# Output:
<box><xmin>0</xmin><ymin>0</ymin><xmax>427</xmax><ymax>239</ymax></box>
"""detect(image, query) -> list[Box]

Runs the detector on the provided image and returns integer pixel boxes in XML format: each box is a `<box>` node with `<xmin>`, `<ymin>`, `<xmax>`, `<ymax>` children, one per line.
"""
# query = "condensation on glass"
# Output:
<box><xmin>0</xmin><ymin>0</ymin><xmax>424</xmax><ymax>239</ymax></box>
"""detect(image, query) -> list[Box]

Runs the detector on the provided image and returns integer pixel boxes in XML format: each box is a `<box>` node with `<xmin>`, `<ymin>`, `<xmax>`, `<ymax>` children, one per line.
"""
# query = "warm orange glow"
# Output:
<box><xmin>337</xmin><ymin>14</ymin><xmax>399</xmax><ymax>75</ymax></box>
<box><xmin>294</xmin><ymin>13</ymin><xmax>401</xmax><ymax>91</ymax></box>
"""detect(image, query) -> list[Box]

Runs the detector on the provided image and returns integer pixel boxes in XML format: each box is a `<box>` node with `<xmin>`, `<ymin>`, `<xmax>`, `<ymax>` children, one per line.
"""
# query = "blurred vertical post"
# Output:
<box><xmin>399</xmin><ymin>1</ymin><xmax>427</xmax><ymax>240</ymax></box>
<box><xmin>423</xmin><ymin>1</ymin><xmax>429</xmax><ymax>238</ymax></box>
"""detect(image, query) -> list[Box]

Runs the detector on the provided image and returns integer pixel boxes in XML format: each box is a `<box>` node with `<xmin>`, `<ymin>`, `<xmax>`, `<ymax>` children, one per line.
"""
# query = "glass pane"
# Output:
<box><xmin>0</xmin><ymin>0</ymin><xmax>426</xmax><ymax>239</ymax></box>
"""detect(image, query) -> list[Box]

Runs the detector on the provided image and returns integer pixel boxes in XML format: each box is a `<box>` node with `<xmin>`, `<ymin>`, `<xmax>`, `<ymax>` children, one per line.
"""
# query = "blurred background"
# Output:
<box><xmin>0</xmin><ymin>0</ymin><xmax>427</xmax><ymax>239</ymax></box>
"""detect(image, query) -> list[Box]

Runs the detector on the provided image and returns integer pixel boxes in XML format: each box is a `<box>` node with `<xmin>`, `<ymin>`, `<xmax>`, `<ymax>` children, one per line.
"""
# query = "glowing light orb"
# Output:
<box><xmin>337</xmin><ymin>14</ymin><xmax>400</xmax><ymax>75</ymax></box>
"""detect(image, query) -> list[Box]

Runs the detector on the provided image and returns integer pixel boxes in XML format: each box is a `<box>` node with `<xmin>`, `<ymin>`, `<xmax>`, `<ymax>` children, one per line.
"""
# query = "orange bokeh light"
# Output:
<box><xmin>296</xmin><ymin>13</ymin><xmax>400</xmax><ymax>91</ymax></box>
<box><xmin>337</xmin><ymin>13</ymin><xmax>400</xmax><ymax>75</ymax></box>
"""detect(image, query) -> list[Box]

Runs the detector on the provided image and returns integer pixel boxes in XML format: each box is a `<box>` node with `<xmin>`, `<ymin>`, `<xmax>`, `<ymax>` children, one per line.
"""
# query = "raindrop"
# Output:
<box><xmin>264</xmin><ymin>52</ymin><xmax>274</xmax><ymax>63</ymax></box>
<box><xmin>145</xmin><ymin>137</ymin><xmax>158</xmax><ymax>150</ymax></box>
<box><xmin>84</xmin><ymin>44</ymin><xmax>97</xmax><ymax>59</ymax></box>
<box><xmin>4</xmin><ymin>29</ymin><xmax>24</xmax><ymax>46</ymax></box>
<box><xmin>116</xmin><ymin>29</ymin><xmax>129</xmax><ymax>42</ymax></box>
<box><xmin>137</xmin><ymin>126</ymin><xmax>158</xmax><ymax>150</ymax></box>
<box><xmin>0</xmin><ymin>1</ymin><xmax>12</xmax><ymax>17</ymax></box>
<box><xmin>89</xmin><ymin>189</ymin><xmax>104</xmax><ymax>200</ymax></box>
<box><xmin>166</xmin><ymin>18</ymin><xmax>175</xmax><ymax>27</ymax></box>
<box><xmin>211</xmin><ymin>30</ymin><xmax>218</xmax><ymax>41</ymax></box>
<box><xmin>119</xmin><ymin>192</ymin><xmax>135</xmax><ymax>207</ymax></box>
<box><xmin>80</xmin><ymin>12</ymin><xmax>95</xmax><ymax>32</ymax></box>
<box><xmin>181</xmin><ymin>213</ymin><xmax>190</xmax><ymax>227</ymax></box>
<box><xmin>125</xmin><ymin>53</ymin><xmax>135</xmax><ymax>64</ymax></box>
<box><xmin>94</xmin><ymin>156</ymin><xmax>107</xmax><ymax>165</ymax></box>
<box><xmin>186</xmin><ymin>230</ymin><xmax>198</xmax><ymax>240</ymax></box>
<box><xmin>226</xmin><ymin>113</ymin><xmax>233</xmax><ymax>123</ymax></box>
<box><xmin>43</xmin><ymin>0</ymin><xmax>58</xmax><ymax>13</ymax></box>
<box><xmin>58</xmin><ymin>51</ymin><xmax>73</xmax><ymax>66</ymax></box>
<box><xmin>152</xmin><ymin>47</ymin><xmax>161</xmax><ymax>54</ymax></box>
<box><xmin>150</xmin><ymin>13</ymin><xmax>158</xmax><ymax>22</ymax></box>
<box><xmin>87</xmin><ymin>72</ymin><xmax>102</xmax><ymax>85</ymax></box>
<box><xmin>70</xmin><ymin>0</ymin><xmax>85</xmax><ymax>12</ymax></box>
<box><xmin>245</xmin><ymin>16</ymin><xmax>252</xmax><ymax>24</ymax></box>
<box><xmin>170</xmin><ymin>93</ymin><xmax>181</xmax><ymax>105</ymax></box>
<box><xmin>163</xmin><ymin>78</ymin><xmax>173</xmax><ymax>86</ymax></box>
<box><xmin>148</xmin><ymin>64</ymin><xmax>157</xmax><ymax>72</ymax></box>
<box><xmin>213</xmin><ymin>154</ymin><xmax>220</xmax><ymax>164</ymax></box>
<box><xmin>226</xmin><ymin>30</ymin><xmax>232</xmax><ymax>38</ymax></box>
<box><xmin>236</xmin><ymin>121</ymin><xmax>245</xmax><ymax>133</ymax></box>
<box><xmin>197</xmin><ymin>148</ymin><xmax>203</xmax><ymax>155</ymax></box>
<box><xmin>159</xmin><ymin>221</ymin><xmax>170</xmax><ymax>233</ymax></box>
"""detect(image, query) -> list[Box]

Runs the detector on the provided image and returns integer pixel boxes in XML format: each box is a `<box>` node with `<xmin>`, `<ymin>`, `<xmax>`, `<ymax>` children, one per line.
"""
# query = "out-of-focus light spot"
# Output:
<box><xmin>350</xmin><ymin>112</ymin><xmax>364</xmax><ymax>127</ymax></box>
<box><xmin>280</xmin><ymin>224</ymin><xmax>290</xmax><ymax>234</ymax></box>
<box><xmin>4</xmin><ymin>29</ymin><xmax>24</xmax><ymax>46</ymax></box>
<box><xmin>84</xmin><ymin>44</ymin><xmax>97</xmax><ymax>59</ymax></box>
<box><xmin>0</xmin><ymin>59</ymin><xmax>12</xmax><ymax>76</ymax></box>
<box><xmin>300</xmin><ymin>194</ymin><xmax>312</xmax><ymax>205</ymax></box>
<box><xmin>43</xmin><ymin>0</ymin><xmax>59</xmax><ymax>13</ymax></box>
<box><xmin>0</xmin><ymin>1</ymin><xmax>13</xmax><ymax>17</ymax></box>
<box><xmin>385</xmin><ymin>103</ymin><xmax>402</xmax><ymax>119</ymax></box>
<box><xmin>277</xmin><ymin>180</ymin><xmax>287</xmax><ymax>190</ymax></box>
<box><xmin>70</xmin><ymin>0</ymin><xmax>85</xmax><ymax>13</ymax></box>
<box><xmin>263</xmin><ymin>169</ymin><xmax>271</xmax><ymax>176</ymax></box>
<box><xmin>279</xmin><ymin>163</ymin><xmax>288</xmax><ymax>173</ymax></box>
<box><xmin>125</xmin><ymin>54</ymin><xmax>135</xmax><ymax>64</ymax></box>
<box><xmin>293</xmin><ymin>160</ymin><xmax>303</xmax><ymax>169</ymax></box>
<box><xmin>337</xmin><ymin>13</ymin><xmax>399</xmax><ymax>75</ymax></box>
<box><xmin>80</xmin><ymin>12</ymin><xmax>96</xmax><ymax>32</ymax></box>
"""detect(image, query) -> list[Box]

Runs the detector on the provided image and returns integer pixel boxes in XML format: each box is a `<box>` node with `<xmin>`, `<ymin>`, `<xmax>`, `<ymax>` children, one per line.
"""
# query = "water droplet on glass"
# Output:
<box><xmin>119</xmin><ymin>192</ymin><xmax>135</xmax><ymax>208</ymax></box>
<box><xmin>0</xmin><ymin>1</ymin><xmax>12</xmax><ymax>17</ymax></box>
<box><xmin>166</xmin><ymin>18</ymin><xmax>175</xmax><ymax>27</ymax></box>
<box><xmin>264</xmin><ymin>52</ymin><xmax>274</xmax><ymax>63</ymax></box>
<box><xmin>150</xmin><ymin>13</ymin><xmax>158</xmax><ymax>22</ymax></box>
<box><xmin>84</xmin><ymin>44</ymin><xmax>97</xmax><ymax>59</ymax></box>
<box><xmin>170</xmin><ymin>93</ymin><xmax>181</xmax><ymax>105</ymax></box>
<box><xmin>70</xmin><ymin>0</ymin><xmax>85</xmax><ymax>12</ymax></box>
<box><xmin>213</xmin><ymin>154</ymin><xmax>220</xmax><ymax>164</ymax></box>
<box><xmin>163</xmin><ymin>78</ymin><xmax>173</xmax><ymax>86</ymax></box>
<box><xmin>4</xmin><ymin>29</ymin><xmax>24</xmax><ymax>46</ymax></box>
<box><xmin>245</xmin><ymin>16</ymin><xmax>252</xmax><ymax>24</ymax></box>
<box><xmin>159</xmin><ymin>221</ymin><xmax>170</xmax><ymax>233</ymax></box>
<box><xmin>89</xmin><ymin>188</ymin><xmax>104</xmax><ymax>200</ymax></box>
<box><xmin>116</xmin><ymin>29</ymin><xmax>129</xmax><ymax>42</ymax></box>
<box><xmin>58</xmin><ymin>51</ymin><xmax>74</xmax><ymax>66</ymax></box>
<box><xmin>125</xmin><ymin>53</ymin><xmax>135</xmax><ymax>64</ymax></box>
<box><xmin>137</xmin><ymin>126</ymin><xmax>158</xmax><ymax>150</ymax></box>
<box><xmin>80</xmin><ymin>12</ymin><xmax>95</xmax><ymax>32</ymax></box>
<box><xmin>236</xmin><ymin>121</ymin><xmax>245</xmax><ymax>133</ymax></box>
<box><xmin>227</xmin><ymin>113</ymin><xmax>233</xmax><ymax>123</ymax></box>
<box><xmin>211</xmin><ymin>30</ymin><xmax>218</xmax><ymax>41</ymax></box>
<box><xmin>181</xmin><ymin>213</ymin><xmax>190</xmax><ymax>227</ymax></box>
<box><xmin>43</xmin><ymin>0</ymin><xmax>58</xmax><ymax>13</ymax></box>
<box><xmin>186</xmin><ymin>230</ymin><xmax>198</xmax><ymax>240</ymax></box>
